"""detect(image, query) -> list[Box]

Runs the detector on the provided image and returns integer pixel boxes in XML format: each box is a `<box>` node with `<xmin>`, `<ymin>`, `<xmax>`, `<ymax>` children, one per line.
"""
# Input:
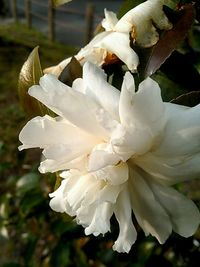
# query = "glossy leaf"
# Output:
<box><xmin>58</xmin><ymin>56</ymin><xmax>82</xmax><ymax>86</ymax></box>
<box><xmin>171</xmin><ymin>91</ymin><xmax>200</xmax><ymax>106</ymax></box>
<box><xmin>53</xmin><ymin>0</ymin><xmax>72</xmax><ymax>7</ymax></box>
<box><xmin>139</xmin><ymin>4</ymin><xmax>195</xmax><ymax>79</ymax></box>
<box><xmin>18</xmin><ymin>46</ymin><xmax>53</xmax><ymax>117</ymax></box>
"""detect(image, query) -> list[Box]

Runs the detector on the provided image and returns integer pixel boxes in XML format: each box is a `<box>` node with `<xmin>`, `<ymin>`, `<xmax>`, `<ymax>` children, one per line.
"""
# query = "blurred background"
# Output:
<box><xmin>0</xmin><ymin>0</ymin><xmax>200</xmax><ymax>266</ymax></box>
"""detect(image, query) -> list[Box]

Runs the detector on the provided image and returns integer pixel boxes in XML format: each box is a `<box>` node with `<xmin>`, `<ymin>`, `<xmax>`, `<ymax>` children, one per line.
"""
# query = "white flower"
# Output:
<box><xmin>19</xmin><ymin>62</ymin><xmax>200</xmax><ymax>253</ymax></box>
<box><xmin>44</xmin><ymin>0</ymin><xmax>172</xmax><ymax>75</ymax></box>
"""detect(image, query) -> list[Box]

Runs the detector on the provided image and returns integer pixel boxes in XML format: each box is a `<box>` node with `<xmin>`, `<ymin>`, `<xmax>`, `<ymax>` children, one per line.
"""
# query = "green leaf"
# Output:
<box><xmin>139</xmin><ymin>4</ymin><xmax>195</xmax><ymax>80</ymax></box>
<box><xmin>58</xmin><ymin>57</ymin><xmax>82</xmax><ymax>86</ymax></box>
<box><xmin>170</xmin><ymin>91</ymin><xmax>200</xmax><ymax>106</ymax></box>
<box><xmin>53</xmin><ymin>0</ymin><xmax>72</xmax><ymax>7</ymax></box>
<box><xmin>18</xmin><ymin>46</ymin><xmax>53</xmax><ymax>117</ymax></box>
<box><xmin>152</xmin><ymin>71</ymin><xmax>187</xmax><ymax>102</ymax></box>
<box><xmin>16</xmin><ymin>173</ymin><xmax>40</xmax><ymax>197</ymax></box>
<box><xmin>54</xmin><ymin>173</ymin><xmax>62</xmax><ymax>191</ymax></box>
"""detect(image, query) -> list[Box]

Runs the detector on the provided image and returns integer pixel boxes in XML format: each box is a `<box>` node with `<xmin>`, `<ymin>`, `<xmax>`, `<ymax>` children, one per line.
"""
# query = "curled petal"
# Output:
<box><xmin>85</xmin><ymin>202</ymin><xmax>113</xmax><ymax>236</ymax></box>
<box><xmin>135</xmin><ymin>152</ymin><xmax>200</xmax><ymax>185</ymax></box>
<box><xmin>49</xmin><ymin>178</ymin><xmax>72</xmax><ymax>214</ymax></box>
<box><xmin>28</xmin><ymin>74</ymin><xmax>108</xmax><ymax>139</ymax></box>
<box><xmin>115</xmin><ymin>0</ymin><xmax>172</xmax><ymax>47</ymax></box>
<box><xmin>100</xmin><ymin>32</ymin><xmax>139</xmax><ymax>71</ymax></box>
<box><xmin>154</xmin><ymin>103</ymin><xmax>200</xmax><ymax>157</ymax></box>
<box><xmin>113</xmin><ymin>184</ymin><xmax>137</xmax><ymax>253</ymax></box>
<box><xmin>102</xmin><ymin>9</ymin><xmax>119</xmax><ymax>31</ymax></box>
<box><xmin>149</xmin><ymin>181</ymin><xmax>200</xmax><ymax>237</ymax></box>
<box><xmin>129</xmin><ymin>168</ymin><xmax>172</xmax><ymax>243</ymax></box>
<box><xmin>94</xmin><ymin>162</ymin><xmax>129</xmax><ymax>185</ymax></box>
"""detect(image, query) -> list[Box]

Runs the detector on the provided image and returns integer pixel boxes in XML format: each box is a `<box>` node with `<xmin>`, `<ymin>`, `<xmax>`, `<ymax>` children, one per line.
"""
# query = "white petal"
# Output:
<box><xmin>119</xmin><ymin>71</ymin><xmax>135</xmax><ymax>127</ymax></box>
<box><xmin>113</xmin><ymin>184</ymin><xmax>137</xmax><ymax>253</ymax></box>
<box><xmin>154</xmin><ymin>103</ymin><xmax>200</xmax><ymax>157</ymax></box>
<box><xmin>112</xmin><ymin>129</ymin><xmax>152</xmax><ymax>158</ymax></box>
<box><xmin>120</xmin><ymin>76</ymin><xmax>165</xmax><ymax>136</ymax></box>
<box><xmin>19</xmin><ymin>115</ymin><xmax>98</xmax><ymax>172</ymax></box>
<box><xmin>85</xmin><ymin>202</ymin><xmax>113</xmax><ymax>236</ymax></box>
<box><xmin>100</xmin><ymin>32</ymin><xmax>139</xmax><ymax>71</ymax></box>
<box><xmin>43</xmin><ymin>57</ymin><xmax>72</xmax><ymax>77</ymax></box>
<box><xmin>135</xmin><ymin>152</ymin><xmax>200</xmax><ymax>185</ymax></box>
<box><xmin>19</xmin><ymin>115</ymin><xmax>97</xmax><ymax>151</ymax></box>
<box><xmin>129</xmin><ymin>167</ymin><xmax>172</xmax><ymax>243</ymax></box>
<box><xmin>133</xmin><ymin>77</ymin><xmax>166</xmax><ymax>134</ymax></box>
<box><xmin>39</xmin><ymin>154</ymin><xmax>88</xmax><ymax>173</ymax></box>
<box><xmin>115</xmin><ymin>0</ymin><xmax>172</xmax><ymax>47</ymax></box>
<box><xmin>149</xmin><ymin>182</ymin><xmax>200</xmax><ymax>237</ymax></box>
<box><xmin>77</xmin><ymin>31</ymin><xmax>110</xmax><ymax>66</ymax></box>
<box><xmin>28</xmin><ymin>74</ymin><xmax>107</xmax><ymax>139</ymax></box>
<box><xmin>88</xmin><ymin>143</ymin><xmax>120</xmax><ymax>172</ymax></box>
<box><xmin>83</xmin><ymin>62</ymin><xmax>120</xmax><ymax>120</ymax></box>
<box><xmin>94</xmin><ymin>162</ymin><xmax>129</xmax><ymax>185</ymax></box>
<box><xmin>49</xmin><ymin>179</ymin><xmax>69</xmax><ymax>213</ymax></box>
<box><xmin>102</xmin><ymin>9</ymin><xmax>118</xmax><ymax>31</ymax></box>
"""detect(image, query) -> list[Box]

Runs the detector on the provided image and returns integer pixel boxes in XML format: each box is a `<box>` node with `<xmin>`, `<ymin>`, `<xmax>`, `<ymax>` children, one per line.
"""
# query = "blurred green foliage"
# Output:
<box><xmin>1</xmin><ymin>0</ymin><xmax>200</xmax><ymax>266</ymax></box>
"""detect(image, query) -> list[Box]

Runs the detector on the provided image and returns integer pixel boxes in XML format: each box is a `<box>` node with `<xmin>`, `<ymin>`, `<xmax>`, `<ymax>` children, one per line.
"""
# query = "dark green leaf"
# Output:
<box><xmin>58</xmin><ymin>57</ymin><xmax>82</xmax><ymax>86</ymax></box>
<box><xmin>16</xmin><ymin>173</ymin><xmax>40</xmax><ymax>196</ymax></box>
<box><xmin>171</xmin><ymin>91</ymin><xmax>200</xmax><ymax>106</ymax></box>
<box><xmin>139</xmin><ymin>4</ymin><xmax>195</xmax><ymax>79</ymax></box>
<box><xmin>160</xmin><ymin>51</ymin><xmax>200</xmax><ymax>92</ymax></box>
<box><xmin>152</xmin><ymin>71</ymin><xmax>187</xmax><ymax>101</ymax></box>
<box><xmin>20</xmin><ymin>190</ymin><xmax>45</xmax><ymax>216</ymax></box>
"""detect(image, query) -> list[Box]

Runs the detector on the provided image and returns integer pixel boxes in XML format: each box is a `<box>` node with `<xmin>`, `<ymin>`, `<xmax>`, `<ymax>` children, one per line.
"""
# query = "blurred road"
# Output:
<box><xmin>15</xmin><ymin>0</ymin><xmax>123</xmax><ymax>47</ymax></box>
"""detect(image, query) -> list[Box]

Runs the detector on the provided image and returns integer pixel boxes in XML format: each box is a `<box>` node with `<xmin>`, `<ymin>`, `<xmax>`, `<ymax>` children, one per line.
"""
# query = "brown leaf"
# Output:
<box><xmin>18</xmin><ymin>47</ymin><xmax>54</xmax><ymax>117</ymax></box>
<box><xmin>58</xmin><ymin>57</ymin><xmax>82</xmax><ymax>86</ymax></box>
<box><xmin>141</xmin><ymin>4</ymin><xmax>195</xmax><ymax>79</ymax></box>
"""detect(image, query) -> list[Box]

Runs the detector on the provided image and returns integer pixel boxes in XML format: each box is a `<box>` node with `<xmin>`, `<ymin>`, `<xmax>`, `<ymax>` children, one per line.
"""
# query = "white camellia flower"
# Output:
<box><xmin>44</xmin><ymin>0</ymin><xmax>172</xmax><ymax>75</ymax></box>
<box><xmin>19</xmin><ymin>62</ymin><xmax>200</xmax><ymax>253</ymax></box>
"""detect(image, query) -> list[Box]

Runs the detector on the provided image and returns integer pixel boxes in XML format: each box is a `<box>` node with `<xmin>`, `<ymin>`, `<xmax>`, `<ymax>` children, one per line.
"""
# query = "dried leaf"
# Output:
<box><xmin>18</xmin><ymin>46</ymin><xmax>53</xmax><ymax>117</ymax></box>
<box><xmin>171</xmin><ymin>91</ymin><xmax>200</xmax><ymax>107</ymax></box>
<box><xmin>140</xmin><ymin>4</ymin><xmax>195</xmax><ymax>79</ymax></box>
<box><xmin>53</xmin><ymin>0</ymin><xmax>72</xmax><ymax>7</ymax></box>
<box><xmin>58</xmin><ymin>57</ymin><xmax>82</xmax><ymax>86</ymax></box>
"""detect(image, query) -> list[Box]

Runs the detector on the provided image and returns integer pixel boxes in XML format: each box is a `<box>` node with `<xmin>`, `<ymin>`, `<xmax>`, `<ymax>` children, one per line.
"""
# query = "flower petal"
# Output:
<box><xmin>83</xmin><ymin>62</ymin><xmax>120</xmax><ymax>120</ymax></box>
<box><xmin>154</xmin><ymin>103</ymin><xmax>200</xmax><ymax>157</ymax></box>
<box><xmin>94</xmin><ymin>162</ymin><xmax>129</xmax><ymax>185</ymax></box>
<box><xmin>120</xmin><ymin>76</ymin><xmax>165</xmax><ymax>134</ymax></box>
<box><xmin>129</xmin><ymin>167</ymin><xmax>172</xmax><ymax>243</ymax></box>
<box><xmin>49</xmin><ymin>178</ymin><xmax>72</xmax><ymax>213</ymax></box>
<box><xmin>113</xmin><ymin>184</ymin><xmax>137</xmax><ymax>253</ymax></box>
<box><xmin>149</xmin><ymin>181</ymin><xmax>200</xmax><ymax>237</ymax></box>
<box><xmin>28</xmin><ymin>74</ymin><xmax>108</xmax><ymax>139</ymax></box>
<box><xmin>102</xmin><ymin>9</ymin><xmax>119</xmax><ymax>31</ymax></box>
<box><xmin>39</xmin><ymin>154</ymin><xmax>88</xmax><ymax>173</ymax></box>
<box><xmin>85</xmin><ymin>202</ymin><xmax>113</xmax><ymax>236</ymax></box>
<box><xmin>19</xmin><ymin>115</ymin><xmax>97</xmax><ymax>150</ymax></box>
<box><xmin>100</xmin><ymin>32</ymin><xmax>139</xmax><ymax>71</ymax></box>
<box><xmin>117</xmin><ymin>76</ymin><xmax>165</xmax><ymax>155</ymax></box>
<box><xmin>88</xmin><ymin>143</ymin><xmax>120</xmax><ymax>172</ymax></box>
<box><xmin>115</xmin><ymin>0</ymin><xmax>172</xmax><ymax>47</ymax></box>
<box><xmin>135</xmin><ymin>152</ymin><xmax>200</xmax><ymax>185</ymax></box>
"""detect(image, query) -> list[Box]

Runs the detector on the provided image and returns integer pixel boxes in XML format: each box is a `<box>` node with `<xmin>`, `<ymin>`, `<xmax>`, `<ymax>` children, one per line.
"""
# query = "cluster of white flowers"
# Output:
<box><xmin>45</xmin><ymin>0</ymin><xmax>172</xmax><ymax>75</ymax></box>
<box><xmin>19</xmin><ymin>0</ymin><xmax>200</xmax><ymax>253</ymax></box>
